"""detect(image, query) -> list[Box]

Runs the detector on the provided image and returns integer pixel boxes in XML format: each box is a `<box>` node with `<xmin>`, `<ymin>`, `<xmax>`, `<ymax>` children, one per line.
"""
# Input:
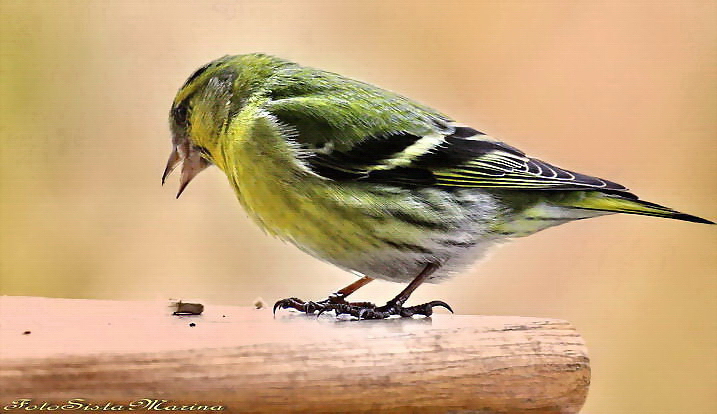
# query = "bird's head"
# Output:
<box><xmin>162</xmin><ymin>53</ymin><xmax>290</xmax><ymax>197</ymax></box>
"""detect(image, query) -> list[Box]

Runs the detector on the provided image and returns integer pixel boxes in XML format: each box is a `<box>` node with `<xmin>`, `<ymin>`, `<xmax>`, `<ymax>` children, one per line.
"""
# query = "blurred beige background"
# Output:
<box><xmin>1</xmin><ymin>0</ymin><xmax>715</xmax><ymax>412</ymax></box>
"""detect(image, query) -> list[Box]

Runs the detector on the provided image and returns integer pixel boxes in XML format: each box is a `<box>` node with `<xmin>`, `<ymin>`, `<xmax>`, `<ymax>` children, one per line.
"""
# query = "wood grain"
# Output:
<box><xmin>0</xmin><ymin>296</ymin><xmax>589</xmax><ymax>413</ymax></box>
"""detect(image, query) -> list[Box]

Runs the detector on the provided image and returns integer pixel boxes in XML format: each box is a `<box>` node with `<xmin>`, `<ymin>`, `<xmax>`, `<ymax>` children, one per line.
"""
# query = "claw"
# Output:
<box><xmin>430</xmin><ymin>300</ymin><xmax>454</xmax><ymax>314</ymax></box>
<box><xmin>272</xmin><ymin>301</ymin><xmax>283</xmax><ymax>316</ymax></box>
<box><xmin>272</xmin><ymin>298</ymin><xmax>305</xmax><ymax>315</ymax></box>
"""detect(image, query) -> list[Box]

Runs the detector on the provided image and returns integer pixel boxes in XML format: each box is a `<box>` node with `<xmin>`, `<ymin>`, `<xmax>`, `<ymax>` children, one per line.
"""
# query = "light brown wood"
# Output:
<box><xmin>0</xmin><ymin>296</ymin><xmax>589</xmax><ymax>413</ymax></box>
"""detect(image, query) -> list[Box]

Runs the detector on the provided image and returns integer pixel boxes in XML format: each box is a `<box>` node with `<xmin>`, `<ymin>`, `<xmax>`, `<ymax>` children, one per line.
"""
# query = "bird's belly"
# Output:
<box><xmin>341</xmin><ymin>238</ymin><xmax>501</xmax><ymax>283</ymax></box>
<box><xmin>232</xmin><ymin>174</ymin><xmax>502</xmax><ymax>283</ymax></box>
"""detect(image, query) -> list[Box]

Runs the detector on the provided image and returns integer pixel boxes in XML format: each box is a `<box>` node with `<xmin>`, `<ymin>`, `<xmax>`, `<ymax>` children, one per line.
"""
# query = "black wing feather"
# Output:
<box><xmin>303</xmin><ymin>124</ymin><xmax>634</xmax><ymax>196</ymax></box>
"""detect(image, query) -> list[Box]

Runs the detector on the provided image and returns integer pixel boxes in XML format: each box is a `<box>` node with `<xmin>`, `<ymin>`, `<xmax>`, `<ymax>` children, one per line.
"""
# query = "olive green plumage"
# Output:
<box><xmin>163</xmin><ymin>53</ymin><xmax>713</xmax><ymax>284</ymax></box>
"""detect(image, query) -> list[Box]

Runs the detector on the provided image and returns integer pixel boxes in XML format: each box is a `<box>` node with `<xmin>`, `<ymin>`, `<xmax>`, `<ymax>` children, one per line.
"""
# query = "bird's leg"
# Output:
<box><xmin>273</xmin><ymin>276</ymin><xmax>374</xmax><ymax>315</ymax></box>
<box><xmin>273</xmin><ymin>264</ymin><xmax>453</xmax><ymax>319</ymax></box>
<box><xmin>334</xmin><ymin>275</ymin><xmax>376</xmax><ymax>300</ymax></box>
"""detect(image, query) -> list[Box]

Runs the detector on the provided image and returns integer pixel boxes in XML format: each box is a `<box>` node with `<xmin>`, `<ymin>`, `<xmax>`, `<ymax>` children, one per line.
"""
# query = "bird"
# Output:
<box><xmin>162</xmin><ymin>53</ymin><xmax>714</xmax><ymax>319</ymax></box>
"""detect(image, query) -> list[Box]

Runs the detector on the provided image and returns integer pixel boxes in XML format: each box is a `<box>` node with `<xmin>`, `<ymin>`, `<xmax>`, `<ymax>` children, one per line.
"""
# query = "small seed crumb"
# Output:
<box><xmin>253</xmin><ymin>297</ymin><xmax>266</xmax><ymax>309</ymax></box>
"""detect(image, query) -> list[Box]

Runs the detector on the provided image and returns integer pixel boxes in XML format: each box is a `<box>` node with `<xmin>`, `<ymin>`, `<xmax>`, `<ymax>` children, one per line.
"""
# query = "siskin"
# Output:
<box><xmin>163</xmin><ymin>54</ymin><xmax>713</xmax><ymax>319</ymax></box>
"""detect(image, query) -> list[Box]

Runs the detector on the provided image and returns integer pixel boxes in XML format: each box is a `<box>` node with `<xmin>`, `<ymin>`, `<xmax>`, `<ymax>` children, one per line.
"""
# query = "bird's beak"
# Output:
<box><xmin>162</xmin><ymin>143</ymin><xmax>210</xmax><ymax>198</ymax></box>
<box><xmin>162</xmin><ymin>147</ymin><xmax>181</xmax><ymax>186</ymax></box>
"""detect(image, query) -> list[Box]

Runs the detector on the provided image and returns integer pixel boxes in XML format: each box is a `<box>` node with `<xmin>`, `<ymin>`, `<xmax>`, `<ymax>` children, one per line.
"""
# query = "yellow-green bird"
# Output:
<box><xmin>163</xmin><ymin>53</ymin><xmax>713</xmax><ymax>319</ymax></box>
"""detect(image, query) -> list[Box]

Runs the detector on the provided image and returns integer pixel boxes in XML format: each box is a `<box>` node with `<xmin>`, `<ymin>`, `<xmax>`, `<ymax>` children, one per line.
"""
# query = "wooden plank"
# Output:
<box><xmin>0</xmin><ymin>296</ymin><xmax>589</xmax><ymax>413</ymax></box>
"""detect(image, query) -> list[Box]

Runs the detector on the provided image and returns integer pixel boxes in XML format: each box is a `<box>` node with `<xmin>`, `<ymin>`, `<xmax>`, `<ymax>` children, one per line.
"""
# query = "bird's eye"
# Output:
<box><xmin>173</xmin><ymin>104</ymin><xmax>189</xmax><ymax>127</ymax></box>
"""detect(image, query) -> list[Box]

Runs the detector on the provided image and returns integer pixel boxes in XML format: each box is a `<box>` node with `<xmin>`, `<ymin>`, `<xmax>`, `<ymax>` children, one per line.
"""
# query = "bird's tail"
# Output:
<box><xmin>555</xmin><ymin>192</ymin><xmax>714</xmax><ymax>224</ymax></box>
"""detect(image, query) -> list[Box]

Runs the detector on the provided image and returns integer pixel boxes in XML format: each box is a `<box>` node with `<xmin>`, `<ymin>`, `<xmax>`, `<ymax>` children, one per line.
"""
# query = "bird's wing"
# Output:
<box><xmin>306</xmin><ymin>124</ymin><xmax>631</xmax><ymax>193</ymax></box>
<box><xmin>265</xmin><ymin>73</ymin><xmax>631</xmax><ymax>194</ymax></box>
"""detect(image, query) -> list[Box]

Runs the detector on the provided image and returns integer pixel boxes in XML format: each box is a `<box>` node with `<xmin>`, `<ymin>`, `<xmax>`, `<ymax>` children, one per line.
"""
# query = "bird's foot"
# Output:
<box><xmin>273</xmin><ymin>296</ymin><xmax>452</xmax><ymax>320</ymax></box>
<box><xmin>352</xmin><ymin>299</ymin><xmax>453</xmax><ymax>320</ymax></box>
<box><xmin>272</xmin><ymin>294</ymin><xmax>375</xmax><ymax>316</ymax></box>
